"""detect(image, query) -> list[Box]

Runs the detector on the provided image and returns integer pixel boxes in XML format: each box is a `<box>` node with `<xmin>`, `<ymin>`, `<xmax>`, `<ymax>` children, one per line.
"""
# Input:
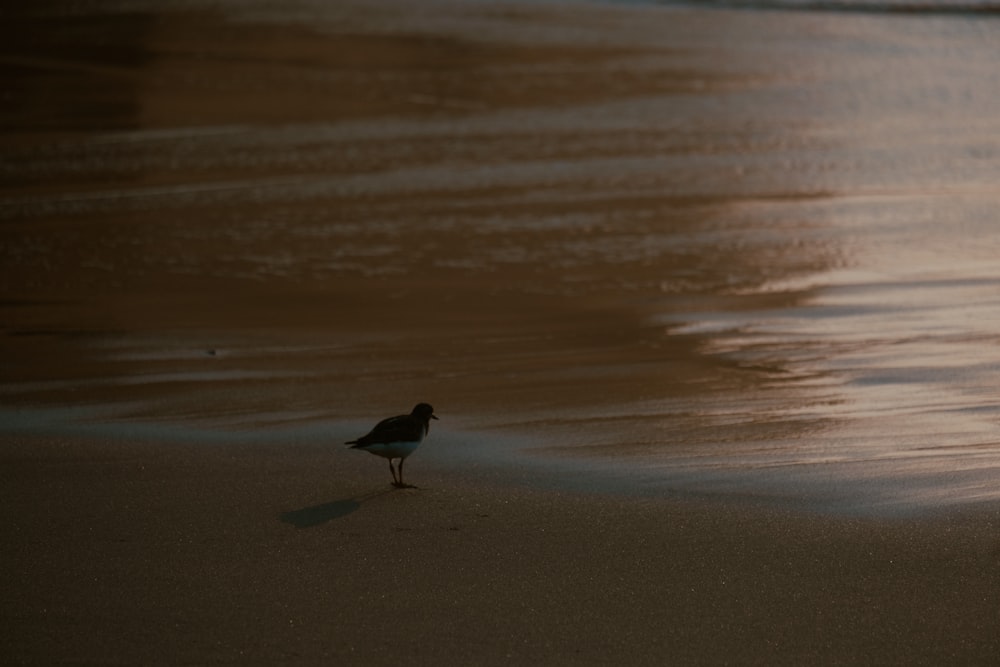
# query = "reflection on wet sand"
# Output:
<box><xmin>2</xmin><ymin>1</ymin><xmax>1000</xmax><ymax>513</ymax></box>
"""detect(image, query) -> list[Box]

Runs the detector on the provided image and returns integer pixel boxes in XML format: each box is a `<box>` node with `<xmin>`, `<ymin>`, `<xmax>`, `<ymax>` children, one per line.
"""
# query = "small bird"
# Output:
<box><xmin>346</xmin><ymin>403</ymin><xmax>438</xmax><ymax>488</ymax></box>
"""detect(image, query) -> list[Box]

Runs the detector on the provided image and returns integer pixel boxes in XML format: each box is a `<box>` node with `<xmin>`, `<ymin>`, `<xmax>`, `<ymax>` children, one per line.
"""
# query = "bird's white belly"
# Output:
<box><xmin>362</xmin><ymin>439</ymin><xmax>421</xmax><ymax>460</ymax></box>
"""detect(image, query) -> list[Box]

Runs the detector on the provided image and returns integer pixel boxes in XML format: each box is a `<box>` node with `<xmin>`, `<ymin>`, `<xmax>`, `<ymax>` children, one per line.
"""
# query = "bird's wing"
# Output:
<box><xmin>350</xmin><ymin>414</ymin><xmax>422</xmax><ymax>446</ymax></box>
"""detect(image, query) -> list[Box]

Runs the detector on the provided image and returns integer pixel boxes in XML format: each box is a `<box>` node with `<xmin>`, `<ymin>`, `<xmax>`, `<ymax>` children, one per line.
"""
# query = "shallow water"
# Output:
<box><xmin>2</xmin><ymin>0</ymin><xmax>999</xmax><ymax>515</ymax></box>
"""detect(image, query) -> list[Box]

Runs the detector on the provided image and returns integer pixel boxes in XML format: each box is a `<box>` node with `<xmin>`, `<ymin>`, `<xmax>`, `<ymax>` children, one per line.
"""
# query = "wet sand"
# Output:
<box><xmin>3</xmin><ymin>0</ymin><xmax>1000</xmax><ymax>663</ymax></box>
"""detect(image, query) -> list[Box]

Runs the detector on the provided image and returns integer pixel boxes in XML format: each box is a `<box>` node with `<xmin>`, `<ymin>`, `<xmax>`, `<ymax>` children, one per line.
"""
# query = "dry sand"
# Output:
<box><xmin>4</xmin><ymin>435</ymin><xmax>1000</xmax><ymax>665</ymax></box>
<box><xmin>3</xmin><ymin>1</ymin><xmax>1000</xmax><ymax>664</ymax></box>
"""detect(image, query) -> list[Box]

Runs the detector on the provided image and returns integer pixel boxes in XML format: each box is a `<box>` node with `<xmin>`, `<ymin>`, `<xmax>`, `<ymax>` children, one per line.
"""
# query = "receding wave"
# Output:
<box><xmin>663</xmin><ymin>0</ymin><xmax>1000</xmax><ymax>15</ymax></box>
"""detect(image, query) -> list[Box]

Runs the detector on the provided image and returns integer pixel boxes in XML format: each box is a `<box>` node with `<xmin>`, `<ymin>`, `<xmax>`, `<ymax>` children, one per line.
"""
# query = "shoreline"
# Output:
<box><xmin>4</xmin><ymin>2</ymin><xmax>1000</xmax><ymax>662</ymax></box>
<box><xmin>4</xmin><ymin>401</ymin><xmax>996</xmax><ymax>519</ymax></box>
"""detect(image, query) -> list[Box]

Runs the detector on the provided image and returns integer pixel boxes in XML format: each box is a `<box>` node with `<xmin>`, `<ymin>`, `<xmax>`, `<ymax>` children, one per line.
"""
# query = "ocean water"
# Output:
<box><xmin>551</xmin><ymin>0</ymin><xmax>1000</xmax><ymax>512</ymax></box>
<box><xmin>2</xmin><ymin>0</ymin><xmax>999</xmax><ymax>514</ymax></box>
<box><xmin>618</xmin><ymin>0</ymin><xmax>1000</xmax><ymax>11</ymax></box>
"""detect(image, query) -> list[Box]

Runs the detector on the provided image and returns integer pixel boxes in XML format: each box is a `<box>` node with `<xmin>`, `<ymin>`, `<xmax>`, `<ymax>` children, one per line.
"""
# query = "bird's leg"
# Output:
<box><xmin>389</xmin><ymin>459</ymin><xmax>399</xmax><ymax>486</ymax></box>
<box><xmin>395</xmin><ymin>459</ymin><xmax>417</xmax><ymax>489</ymax></box>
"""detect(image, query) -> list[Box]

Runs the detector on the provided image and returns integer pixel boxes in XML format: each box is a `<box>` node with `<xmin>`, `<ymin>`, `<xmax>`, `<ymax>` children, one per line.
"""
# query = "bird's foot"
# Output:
<box><xmin>392</xmin><ymin>482</ymin><xmax>419</xmax><ymax>489</ymax></box>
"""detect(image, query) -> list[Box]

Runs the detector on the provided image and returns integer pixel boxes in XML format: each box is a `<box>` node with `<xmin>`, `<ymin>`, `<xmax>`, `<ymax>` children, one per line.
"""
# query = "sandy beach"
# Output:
<box><xmin>3</xmin><ymin>0</ymin><xmax>1000</xmax><ymax>663</ymax></box>
<box><xmin>4</xmin><ymin>435</ymin><xmax>999</xmax><ymax>664</ymax></box>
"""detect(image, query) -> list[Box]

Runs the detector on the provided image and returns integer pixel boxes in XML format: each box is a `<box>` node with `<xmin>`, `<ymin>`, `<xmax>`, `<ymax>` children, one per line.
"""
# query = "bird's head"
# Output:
<box><xmin>411</xmin><ymin>402</ymin><xmax>438</xmax><ymax>421</ymax></box>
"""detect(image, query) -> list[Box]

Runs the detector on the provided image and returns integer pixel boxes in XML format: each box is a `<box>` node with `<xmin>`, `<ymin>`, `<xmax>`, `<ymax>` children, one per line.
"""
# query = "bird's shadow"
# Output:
<box><xmin>280</xmin><ymin>488</ymin><xmax>394</xmax><ymax>529</ymax></box>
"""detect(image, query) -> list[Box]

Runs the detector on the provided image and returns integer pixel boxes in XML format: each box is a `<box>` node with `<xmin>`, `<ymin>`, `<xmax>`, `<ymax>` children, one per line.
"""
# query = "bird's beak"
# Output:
<box><xmin>431</xmin><ymin>414</ymin><xmax>439</xmax><ymax>420</ymax></box>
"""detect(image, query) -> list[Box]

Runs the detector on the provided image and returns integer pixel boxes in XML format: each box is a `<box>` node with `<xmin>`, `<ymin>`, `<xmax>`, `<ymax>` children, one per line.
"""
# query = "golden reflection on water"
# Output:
<box><xmin>2</xmin><ymin>2</ymin><xmax>1000</xmax><ymax>512</ymax></box>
